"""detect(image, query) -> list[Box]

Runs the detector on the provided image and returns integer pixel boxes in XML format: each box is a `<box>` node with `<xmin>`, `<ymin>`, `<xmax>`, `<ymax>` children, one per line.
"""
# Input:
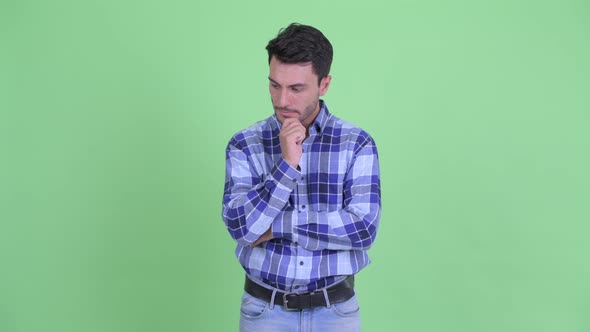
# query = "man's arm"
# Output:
<box><xmin>271</xmin><ymin>135</ymin><xmax>381</xmax><ymax>251</ymax></box>
<box><xmin>221</xmin><ymin>139</ymin><xmax>299</xmax><ymax>247</ymax></box>
<box><xmin>222</xmin><ymin>119</ymin><xmax>305</xmax><ymax>247</ymax></box>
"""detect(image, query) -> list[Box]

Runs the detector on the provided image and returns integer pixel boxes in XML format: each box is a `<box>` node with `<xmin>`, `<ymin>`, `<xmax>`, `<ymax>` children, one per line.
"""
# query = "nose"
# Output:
<box><xmin>276</xmin><ymin>89</ymin><xmax>290</xmax><ymax>108</ymax></box>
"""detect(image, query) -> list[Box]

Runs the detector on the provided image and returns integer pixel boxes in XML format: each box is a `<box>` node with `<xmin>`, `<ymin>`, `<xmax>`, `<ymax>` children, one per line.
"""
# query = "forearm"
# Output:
<box><xmin>274</xmin><ymin>201</ymin><xmax>381</xmax><ymax>251</ymax></box>
<box><xmin>274</xmin><ymin>144</ymin><xmax>382</xmax><ymax>251</ymax></box>
<box><xmin>222</xmin><ymin>149</ymin><xmax>300</xmax><ymax>246</ymax></box>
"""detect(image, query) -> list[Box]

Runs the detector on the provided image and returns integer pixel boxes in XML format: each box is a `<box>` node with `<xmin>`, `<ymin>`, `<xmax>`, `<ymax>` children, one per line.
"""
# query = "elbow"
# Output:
<box><xmin>351</xmin><ymin>214</ymin><xmax>380</xmax><ymax>250</ymax></box>
<box><xmin>352</xmin><ymin>229</ymin><xmax>377</xmax><ymax>250</ymax></box>
<box><xmin>222</xmin><ymin>208</ymin><xmax>257</xmax><ymax>247</ymax></box>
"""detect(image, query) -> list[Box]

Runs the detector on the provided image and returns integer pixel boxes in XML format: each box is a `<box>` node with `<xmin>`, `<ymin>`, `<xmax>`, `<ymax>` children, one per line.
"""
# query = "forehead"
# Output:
<box><xmin>269</xmin><ymin>57</ymin><xmax>317</xmax><ymax>84</ymax></box>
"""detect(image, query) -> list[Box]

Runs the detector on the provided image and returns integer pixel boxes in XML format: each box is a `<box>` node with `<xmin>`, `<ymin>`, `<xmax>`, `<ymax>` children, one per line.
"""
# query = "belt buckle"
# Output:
<box><xmin>282</xmin><ymin>292</ymin><xmax>300</xmax><ymax>311</ymax></box>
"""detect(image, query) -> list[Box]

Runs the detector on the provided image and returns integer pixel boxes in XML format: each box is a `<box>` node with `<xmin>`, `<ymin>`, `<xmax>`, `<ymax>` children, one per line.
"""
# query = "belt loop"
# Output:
<box><xmin>322</xmin><ymin>287</ymin><xmax>331</xmax><ymax>308</ymax></box>
<box><xmin>269</xmin><ymin>288</ymin><xmax>277</xmax><ymax>310</ymax></box>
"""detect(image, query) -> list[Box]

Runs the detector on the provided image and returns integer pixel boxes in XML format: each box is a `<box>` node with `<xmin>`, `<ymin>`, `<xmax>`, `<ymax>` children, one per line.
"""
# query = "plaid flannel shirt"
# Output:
<box><xmin>222</xmin><ymin>102</ymin><xmax>381</xmax><ymax>292</ymax></box>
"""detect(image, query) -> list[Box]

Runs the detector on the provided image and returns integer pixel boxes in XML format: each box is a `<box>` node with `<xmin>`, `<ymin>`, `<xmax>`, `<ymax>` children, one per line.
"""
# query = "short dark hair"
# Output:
<box><xmin>266</xmin><ymin>23</ymin><xmax>333</xmax><ymax>84</ymax></box>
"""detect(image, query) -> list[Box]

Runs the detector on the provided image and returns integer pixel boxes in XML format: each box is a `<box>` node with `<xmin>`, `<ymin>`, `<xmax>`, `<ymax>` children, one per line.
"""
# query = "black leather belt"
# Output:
<box><xmin>244</xmin><ymin>275</ymin><xmax>355</xmax><ymax>311</ymax></box>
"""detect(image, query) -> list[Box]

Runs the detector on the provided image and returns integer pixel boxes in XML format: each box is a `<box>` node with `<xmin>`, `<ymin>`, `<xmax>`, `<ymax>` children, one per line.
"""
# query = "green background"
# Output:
<box><xmin>1</xmin><ymin>0</ymin><xmax>589</xmax><ymax>331</ymax></box>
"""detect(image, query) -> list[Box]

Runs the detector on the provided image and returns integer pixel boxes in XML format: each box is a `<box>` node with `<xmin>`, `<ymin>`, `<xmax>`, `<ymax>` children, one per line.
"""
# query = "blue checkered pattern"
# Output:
<box><xmin>222</xmin><ymin>102</ymin><xmax>381</xmax><ymax>292</ymax></box>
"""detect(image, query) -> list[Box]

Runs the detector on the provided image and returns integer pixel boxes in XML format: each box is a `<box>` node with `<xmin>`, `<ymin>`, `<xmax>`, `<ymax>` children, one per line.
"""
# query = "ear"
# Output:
<box><xmin>319</xmin><ymin>75</ymin><xmax>332</xmax><ymax>96</ymax></box>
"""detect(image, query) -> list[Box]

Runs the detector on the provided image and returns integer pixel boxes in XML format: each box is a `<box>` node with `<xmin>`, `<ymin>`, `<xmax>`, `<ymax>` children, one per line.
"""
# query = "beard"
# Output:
<box><xmin>273</xmin><ymin>99</ymin><xmax>319</xmax><ymax>126</ymax></box>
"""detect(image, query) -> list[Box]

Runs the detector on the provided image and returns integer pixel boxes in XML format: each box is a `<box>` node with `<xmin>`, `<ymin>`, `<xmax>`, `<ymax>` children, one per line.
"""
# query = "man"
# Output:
<box><xmin>222</xmin><ymin>23</ymin><xmax>381</xmax><ymax>332</ymax></box>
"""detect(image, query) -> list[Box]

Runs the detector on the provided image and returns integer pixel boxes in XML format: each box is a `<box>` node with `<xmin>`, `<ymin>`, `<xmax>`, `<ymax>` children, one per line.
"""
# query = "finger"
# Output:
<box><xmin>284</xmin><ymin>132</ymin><xmax>305</xmax><ymax>145</ymax></box>
<box><xmin>281</xmin><ymin>118</ymin><xmax>296</xmax><ymax>127</ymax></box>
<box><xmin>282</xmin><ymin>122</ymin><xmax>305</xmax><ymax>134</ymax></box>
<box><xmin>281</xmin><ymin>118</ymin><xmax>302</xmax><ymax>129</ymax></box>
<box><xmin>281</xmin><ymin>127</ymin><xmax>304</xmax><ymax>140</ymax></box>
<box><xmin>282</xmin><ymin>126</ymin><xmax>304</xmax><ymax>136</ymax></box>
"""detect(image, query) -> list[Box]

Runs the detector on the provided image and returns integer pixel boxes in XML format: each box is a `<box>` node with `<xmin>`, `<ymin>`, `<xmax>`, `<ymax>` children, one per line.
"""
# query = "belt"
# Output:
<box><xmin>244</xmin><ymin>275</ymin><xmax>355</xmax><ymax>311</ymax></box>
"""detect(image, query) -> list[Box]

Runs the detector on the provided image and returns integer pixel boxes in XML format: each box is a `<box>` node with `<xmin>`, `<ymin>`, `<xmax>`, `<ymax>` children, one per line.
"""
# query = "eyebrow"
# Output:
<box><xmin>268</xmin><ymin>77</ymin><xmax>306</xmax><ymax>89</ymax></box>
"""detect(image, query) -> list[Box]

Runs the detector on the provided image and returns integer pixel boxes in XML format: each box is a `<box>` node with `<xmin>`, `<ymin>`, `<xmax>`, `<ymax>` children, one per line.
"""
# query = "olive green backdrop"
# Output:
<box><xmin>1</xmin><ymin>0</ymin><xmax>589</xmax><ymax>331</ymax></box>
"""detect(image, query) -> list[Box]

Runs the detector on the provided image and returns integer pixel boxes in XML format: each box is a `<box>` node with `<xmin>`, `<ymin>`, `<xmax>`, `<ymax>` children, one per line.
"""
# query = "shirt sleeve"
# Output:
<box><xmin>221</xmin><ymin>137</ymin><xmax>300</xmax><ymax>247</ymax></box>
<box><xmin>273</xmin><ymin>136</ymin><xmax>382</xmax><ymax>251</ymax></box>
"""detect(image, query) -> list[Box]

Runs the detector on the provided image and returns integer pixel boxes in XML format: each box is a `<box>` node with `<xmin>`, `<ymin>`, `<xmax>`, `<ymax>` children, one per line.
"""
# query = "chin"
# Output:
<box><xmin>277</xmin><ymin>112</ymin><xmax>299</xmax><ymax>123</ymax></box>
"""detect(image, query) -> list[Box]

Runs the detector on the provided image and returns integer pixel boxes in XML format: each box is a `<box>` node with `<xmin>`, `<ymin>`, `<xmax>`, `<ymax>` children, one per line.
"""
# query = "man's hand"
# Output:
<box><xmin>279</xmin><ymin>118</ymin><xmax>306</xmax><ymax>169</ymax></box>
<box><xmin>251</xmin><ymin>227</ymin><xmax>273</xmax><ymax>247</ymax></box>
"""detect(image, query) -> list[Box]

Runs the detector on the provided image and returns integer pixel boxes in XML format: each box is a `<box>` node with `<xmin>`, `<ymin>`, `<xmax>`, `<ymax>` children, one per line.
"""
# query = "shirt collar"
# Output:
<box><xmin>312</xmin><ymin>100</ymin><xmax>330</xmax><ymax>135</ymax></box>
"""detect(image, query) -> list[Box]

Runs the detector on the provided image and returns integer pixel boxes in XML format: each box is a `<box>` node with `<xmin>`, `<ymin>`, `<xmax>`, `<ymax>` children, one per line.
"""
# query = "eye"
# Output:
<box><xmin>270</xmin><ymin>83</ymin><xmax>279</xmax><ymax>89</ymax></box>
<box><xmin>291</xmin><ymin>86</ymin><xmax>302</xmax><ymax>93</ymax></box>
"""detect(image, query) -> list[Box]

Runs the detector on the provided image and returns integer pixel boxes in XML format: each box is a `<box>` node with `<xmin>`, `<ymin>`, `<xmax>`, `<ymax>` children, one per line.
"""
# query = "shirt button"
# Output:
<box><xmin>301</xmin><ymin>205</ymin><xmax>306</xmax><ymax>209</ymax></box>
<box><xmin>300</xmin><ymin>261</ymin><xmax>304</xmax><ymax>265</ymax></box>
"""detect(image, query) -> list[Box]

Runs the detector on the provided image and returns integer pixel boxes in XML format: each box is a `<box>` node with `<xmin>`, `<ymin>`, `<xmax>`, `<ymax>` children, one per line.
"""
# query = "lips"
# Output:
<box><xmin>275</xmin><ymin>107</ymin><xmax>298</xmax><ymax>117</ymax></box>
<box><xmin>281</xmin><ymin>110</ymin><xmax>298</xmax><ymax>117</ymax></box>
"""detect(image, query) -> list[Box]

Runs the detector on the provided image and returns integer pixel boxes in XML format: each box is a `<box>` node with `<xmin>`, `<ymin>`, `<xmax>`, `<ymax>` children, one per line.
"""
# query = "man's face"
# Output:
<box><xmin>269</xmin><ymin>56</ymin><xmax>331</xmax><ymax>128</ymax></box>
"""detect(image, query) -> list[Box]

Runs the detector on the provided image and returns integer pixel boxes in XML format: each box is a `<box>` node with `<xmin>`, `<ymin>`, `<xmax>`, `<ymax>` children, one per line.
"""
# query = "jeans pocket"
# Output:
<box><xmin>240</xmin><ymin>293</ymin><xmax>270</xmax><ymax>320</ymax></box>
<box><xmin>330</xmin><ymin>294</ymin><xmax>360</xmax><ymax>317</ymax></box>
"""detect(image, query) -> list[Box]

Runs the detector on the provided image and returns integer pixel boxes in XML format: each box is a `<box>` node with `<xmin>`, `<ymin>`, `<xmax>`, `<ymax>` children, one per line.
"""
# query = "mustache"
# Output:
<box><xmin>274</xmin><ymin>106</ymin><xmax>298</xmax><ymax>113</ymax></box>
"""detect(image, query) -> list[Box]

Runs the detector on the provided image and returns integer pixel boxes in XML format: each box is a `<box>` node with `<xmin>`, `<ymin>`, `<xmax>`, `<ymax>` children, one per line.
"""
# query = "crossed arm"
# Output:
<box><xmin>221</xmin><ymin>135</ymin><xmax>381</xmax><ymax>251</ymax></box>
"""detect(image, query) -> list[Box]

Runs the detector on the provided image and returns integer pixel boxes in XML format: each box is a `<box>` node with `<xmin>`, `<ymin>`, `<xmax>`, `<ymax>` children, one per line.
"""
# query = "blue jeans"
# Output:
<box><xmin>239</xmin><ymin>291</ymin><xmax>361</xmax><ymax>332</ymax></box>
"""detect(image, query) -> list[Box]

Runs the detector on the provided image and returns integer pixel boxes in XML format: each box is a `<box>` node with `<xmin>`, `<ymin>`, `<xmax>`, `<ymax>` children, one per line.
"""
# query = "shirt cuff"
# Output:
<box><xmin>269</xmin><ymin>158</ymin><xmax>301</xmax><ymax>243</ymax></box>
<box><xmin>270</xmin><ymin>157</ymin><xmax>301</xmax><ymax>190</ymax></box>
